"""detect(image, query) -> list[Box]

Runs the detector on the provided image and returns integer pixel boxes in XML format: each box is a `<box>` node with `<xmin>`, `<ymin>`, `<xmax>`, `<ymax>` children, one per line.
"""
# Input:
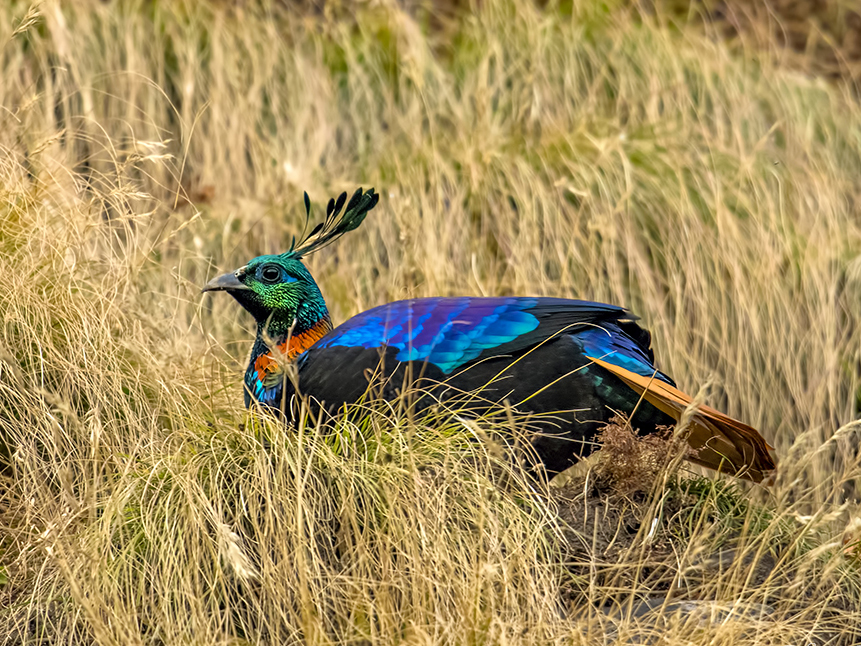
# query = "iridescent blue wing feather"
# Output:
<box><xmin>573</xmin><ymin>327</ymin><xmax>674</xmax><ymax>385</ymax></box>
<box><xmin>313</xmin><ymin>296</ymin><xmax>672</xmax><ymax>379</ymax></box>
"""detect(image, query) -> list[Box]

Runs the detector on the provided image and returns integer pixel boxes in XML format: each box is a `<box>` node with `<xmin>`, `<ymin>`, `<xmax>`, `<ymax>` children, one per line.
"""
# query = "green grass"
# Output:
<box><xmin>3</xmin><ymin>0</ymin><xmax>861</xmax><ymax>643</ymax></box>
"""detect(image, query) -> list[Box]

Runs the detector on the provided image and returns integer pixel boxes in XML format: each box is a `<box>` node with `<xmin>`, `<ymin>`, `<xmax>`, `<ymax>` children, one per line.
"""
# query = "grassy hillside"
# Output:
<box><xmin>3</xmin><ymin>0</ymin><xmax>861</xmax><ymax>643</ymax></box>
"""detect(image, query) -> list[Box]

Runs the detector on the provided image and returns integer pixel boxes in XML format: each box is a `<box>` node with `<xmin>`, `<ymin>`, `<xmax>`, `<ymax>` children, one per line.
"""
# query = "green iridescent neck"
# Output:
<box><xmin>258</xmin><ymin>282</ymin><xmax>331</xmax><ymax>342</ymax></box>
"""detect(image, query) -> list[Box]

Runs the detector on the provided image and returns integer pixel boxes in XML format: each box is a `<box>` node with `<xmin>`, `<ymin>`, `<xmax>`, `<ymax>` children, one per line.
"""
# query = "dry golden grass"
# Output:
<box><xmin>3</xmin><ymin>0</ymin><xmax>861</xmax><ymax>643</ymax></box>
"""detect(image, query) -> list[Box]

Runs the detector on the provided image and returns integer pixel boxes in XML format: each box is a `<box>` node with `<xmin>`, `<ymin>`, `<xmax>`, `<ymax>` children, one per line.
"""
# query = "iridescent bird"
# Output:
<box><xmin>203</xmin><ymin>188</ymin><xmax>775</xmax><ymax>481</ymax></box>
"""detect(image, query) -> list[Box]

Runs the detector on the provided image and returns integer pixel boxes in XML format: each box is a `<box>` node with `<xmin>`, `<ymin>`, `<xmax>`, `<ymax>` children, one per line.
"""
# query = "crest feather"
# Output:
<box><xmin>285</xmin><ymin>187</ymin><xmax>379</xmax><ymax>260</ymax></box>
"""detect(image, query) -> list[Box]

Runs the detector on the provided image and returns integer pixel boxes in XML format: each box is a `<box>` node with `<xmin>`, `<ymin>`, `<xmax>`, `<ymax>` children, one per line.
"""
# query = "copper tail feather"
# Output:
<box><xmin>588</xmin><ymin>357</ymin><xmax>777</xmax><ymax>483</ymax></box>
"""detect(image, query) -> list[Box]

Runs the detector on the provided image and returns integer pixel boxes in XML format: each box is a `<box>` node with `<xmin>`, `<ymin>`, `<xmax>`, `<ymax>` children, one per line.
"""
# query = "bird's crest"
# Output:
<box><xmin>285</xmin><ymin>187</ymin><xmax>379</xmax><ymax>260</ymax></box>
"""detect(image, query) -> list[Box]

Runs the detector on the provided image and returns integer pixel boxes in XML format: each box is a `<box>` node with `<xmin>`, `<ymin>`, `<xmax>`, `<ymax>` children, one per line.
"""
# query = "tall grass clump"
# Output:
<box><xmin>0</xmin><ymin>129</ymin><xmax>566</xmax><ymax>642</ymax></box>
<box><xmin>3</xmin><ymin>0</ymin><xmax>861</xmax><ymax>643</ymax></box>
<box><xmin>0</xmin><ymin>77</ymin><xmax>567</xmax><ymax>640</ymax></box>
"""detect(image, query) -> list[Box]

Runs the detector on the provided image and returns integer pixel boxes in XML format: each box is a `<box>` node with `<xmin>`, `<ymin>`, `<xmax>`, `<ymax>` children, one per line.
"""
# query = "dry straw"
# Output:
<box><xmin>2</xmin><ymin>0</ymin><xmax>861</xmax><ymax>643</ymax></box>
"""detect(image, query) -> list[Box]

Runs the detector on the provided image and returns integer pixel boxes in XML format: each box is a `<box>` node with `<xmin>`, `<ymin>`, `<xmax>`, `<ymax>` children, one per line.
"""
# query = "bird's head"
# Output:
<box><xmin>202</xmin><ymin>187</ymin><xmax>379</xmax><ymax>335</ymax></box>
<box><xmin>202</xmin><ymin>253</ymin><xmax>325</xmax><ymax>326</ymax></box>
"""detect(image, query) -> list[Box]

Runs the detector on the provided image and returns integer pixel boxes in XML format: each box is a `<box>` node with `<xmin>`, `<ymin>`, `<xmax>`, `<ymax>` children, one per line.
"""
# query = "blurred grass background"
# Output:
<box><xmin>3</xmin><ymin>0</ymin><xmax>861</xmax><ymax>643</ymax></box>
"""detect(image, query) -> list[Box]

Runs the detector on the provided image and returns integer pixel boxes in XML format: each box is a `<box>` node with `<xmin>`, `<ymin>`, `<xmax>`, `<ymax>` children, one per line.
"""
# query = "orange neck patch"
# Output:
<box><xmin>253</xmin><ymin>316</ymin><xmax>333</xmax><ymax>382</ymax></box>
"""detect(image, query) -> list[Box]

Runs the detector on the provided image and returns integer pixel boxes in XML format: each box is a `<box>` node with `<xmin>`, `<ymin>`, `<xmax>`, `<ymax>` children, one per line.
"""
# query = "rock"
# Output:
<box><xmin>598</xmin><ymin>596</ymin><xmax>776</xmax><ymax>645</ymax></box>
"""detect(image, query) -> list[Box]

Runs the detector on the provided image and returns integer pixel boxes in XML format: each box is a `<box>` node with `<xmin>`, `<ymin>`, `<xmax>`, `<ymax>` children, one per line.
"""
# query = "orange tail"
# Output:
<box><xmin>588</xmin><ymin>357</ymin><xmax>777</xmax><ymax>483</ymax></box>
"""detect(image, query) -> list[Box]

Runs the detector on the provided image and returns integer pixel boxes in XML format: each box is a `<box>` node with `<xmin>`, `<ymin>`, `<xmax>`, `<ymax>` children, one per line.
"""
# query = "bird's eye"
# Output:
<box><xmin>259</xmin><ymin>265</ymin><xmax>281</xmax><ymax>284</ymax></box>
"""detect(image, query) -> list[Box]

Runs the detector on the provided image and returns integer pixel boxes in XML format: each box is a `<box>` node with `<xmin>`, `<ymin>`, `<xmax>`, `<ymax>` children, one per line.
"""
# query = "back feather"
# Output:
<box><xmin>588</xmin><ymin>357</ymin><xmax>776</xmax><ymax>483</ymax></box>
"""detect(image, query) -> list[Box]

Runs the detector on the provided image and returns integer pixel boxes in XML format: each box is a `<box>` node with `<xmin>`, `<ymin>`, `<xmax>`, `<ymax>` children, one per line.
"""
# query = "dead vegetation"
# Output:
<box><xmin>3</xmin><ymin>0</ymin><xmax>861</xmax><ymax>643</ymax></box>
<box><xmin>589</xmin><ymin>416</ymin><xmax>694</xmax><ymax>497</ymax></box>
<box><xmin>552</xmin><ymin>417</ymin><xmax>858</xmax><ymax>643</ymax></box>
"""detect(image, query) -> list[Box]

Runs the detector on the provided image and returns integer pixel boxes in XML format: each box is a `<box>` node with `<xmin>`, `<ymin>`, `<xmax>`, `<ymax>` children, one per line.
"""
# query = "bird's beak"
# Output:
<box><xmin>201</xmin><ymin>270</ymin><xmax>251</xmax><ymax>293</ymax></box>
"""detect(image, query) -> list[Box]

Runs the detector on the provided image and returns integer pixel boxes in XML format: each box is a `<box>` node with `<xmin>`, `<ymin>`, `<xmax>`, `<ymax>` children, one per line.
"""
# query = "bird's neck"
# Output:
<box><xmin>253</xmin><ymin>309</ymin><xmax>334</xmax><ymax>363</ymax></box>
<box><xmin>244</xmin><ymin>308</ymin><xmax>334</xmax><ymax>408</ymax></box>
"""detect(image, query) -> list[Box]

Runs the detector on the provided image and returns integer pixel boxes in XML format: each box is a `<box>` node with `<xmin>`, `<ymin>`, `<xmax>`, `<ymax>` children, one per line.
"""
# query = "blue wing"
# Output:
<box><xmin>313</xmin><ymin>297</ymin><xmax>672</xmax><ymax>380</ymax></box>
<box><xmin>573</xmin><ymin>327</ymin><xmax>674</xmax><ymax>385</ymax></box>
<box><xmin>315</xmin><ymin>297</ymin><xmax>540</xmax><ymax>373</ymax></box>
